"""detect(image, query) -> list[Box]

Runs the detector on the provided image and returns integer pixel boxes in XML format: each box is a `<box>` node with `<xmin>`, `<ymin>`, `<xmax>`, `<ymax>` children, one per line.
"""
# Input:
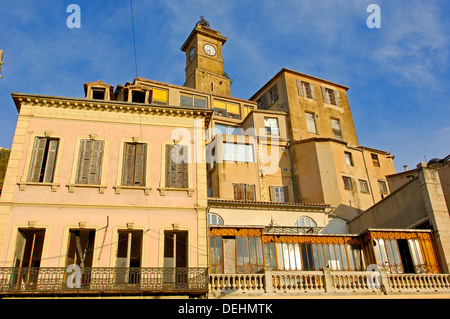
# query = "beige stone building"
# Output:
<box><xmin>0</xmin><ymin>19</ymin><xmax>448</xmax><ymax>298</ymax></box>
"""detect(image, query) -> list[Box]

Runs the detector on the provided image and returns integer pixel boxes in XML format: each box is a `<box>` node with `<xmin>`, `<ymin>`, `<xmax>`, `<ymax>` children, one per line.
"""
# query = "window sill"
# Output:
<box><xmin>113</xmin><ymin>185</ymin><xmax>152</xmax><ymax>195</ymax></box>
<box><xmin>66</xmin><ymin>184</ymin><xmax>107</xmax><ymax>194</ymax></box>
<box><xmin>18</xmin><ymin>182</ymin><xmax>60</xmax><ymax>192</ymax></box>
<box><xmin>158</xmin><ymin>187</ymin><xmax>194</xmax><ymax>197</ymax></box>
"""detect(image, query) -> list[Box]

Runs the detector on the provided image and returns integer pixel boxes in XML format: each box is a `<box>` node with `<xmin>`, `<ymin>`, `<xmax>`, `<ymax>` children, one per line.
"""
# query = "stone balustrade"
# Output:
<box><xmin>209</xmin><ymin>268</ymin><xmax>450</xmax><ymax>297</ymax></box>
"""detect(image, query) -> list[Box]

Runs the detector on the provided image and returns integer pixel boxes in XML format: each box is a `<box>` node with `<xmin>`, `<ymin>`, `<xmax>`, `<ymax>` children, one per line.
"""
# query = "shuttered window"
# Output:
<box><xmin>305</xmin><ymin>112</ymin><xmax>318</xmax><ymax>134</ymax></box>
<box><xmin>257</xmin><ymin>93</ymin><xmax>268</xmax><ymax>110</ymax></box>
<box><xmin>269</xmin><ymin>186</ymin><xmax>289</xmax><ymax>203</ymax></box>
<box><xmin>27</xmin><ymin>137</ymin><xmax>59</xmax><ymax>183</ymax></box>
<box><xmin>165</xmin><ymin>144</ymin><xmax>188</xmax><ymax>188</ymax></box>
<box><xmin>297</xmin><ymin>80</ymin><xmax>316</xmax><ymax>100</ymax></box>
<box><xmin>233</xmin><ymin>183</ymin><xmax>255</xmax><ymax>201</ymax></box>
<box><xmin>331</xmin><ymin>118</ymin><xmax>343</xmax><ymax>139</ymax></box>
<box><xmin>75</xmin><ymin>139</ymin><xmax>105</xmax><ymax>185</ymax></box>
<box><xmin>122</xmin><ymin>143</ymin><xmax>147</xmax><ymax>186</ymax></box>
<box><xmin>321</xmin><ymin>86</ymin><xmax>340</xmax><ymax>106</ymax></box>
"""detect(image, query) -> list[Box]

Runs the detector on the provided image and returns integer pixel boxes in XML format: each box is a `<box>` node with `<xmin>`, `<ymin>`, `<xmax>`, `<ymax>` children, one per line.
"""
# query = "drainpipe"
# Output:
<box><xmin>361</xmin><ymin>147</ymin><xmax>376</xmax><ymax>205</ymax></box>
<box><xmin>280</xmin><ymin>73</ymin><xmax>298</xmax><ymax>203</ymax></box>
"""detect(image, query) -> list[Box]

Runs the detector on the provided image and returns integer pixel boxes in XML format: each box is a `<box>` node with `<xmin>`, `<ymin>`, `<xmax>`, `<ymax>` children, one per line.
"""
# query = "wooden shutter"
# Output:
<box><xmin>333</xmin><ymin>90</ymin><xmax>340</xmax><ymax>106</ymax></box>
<box><xmin>122</xmin><ymin>143</ymin><xmax>136</xmax><ymax>186</ymax></box>
<box><xmin>309</xmin><ymin>83</ymin><xmax>316</xmax><ymax>99</ymax></box>
<box><xmin>42</xmin><ymin>139</ymin><xmax>58</xmax><ymax>183</ymax></box>
<box><xmin>28</xmin><ymin>137</ymin><xmax>47</xmax><ymax>182</ymax></box>
<box><xmin>233</xmin><ymin>183</ymin><xmax>244</xmax><ymax>200</ymax></box>
<box><xmin>76</xmin><ymin>140</ymin><xmax>90</xmax><ymax>184</ymax></box>
<box><xmin>269</xmin><ymin>186</ymin><xmax>276</xmax><ymax>202</ymax></box>
<box><xmin>165</xmin><ymin>144</ymin><xmax>175</xmax><ymax>187</ymax></box>
<box><xmin>76</xmin><ymin>139</ymin><xmax>104</xmax><ymax>185</ymax></box>
<box><xmin>321</xmin><ymin>86</ymin><xmax>328</xmax><ymax>103</ymax></box>
<box><xmin>296</xmin><ymin>79</ymin><xmax>304</xmax><ymax>97</ymax></box>
<box><xmin>245</xmin><ymin>184</ymin><xmax>256</xmax><ymax>201</ymax></box>
<box><xmin>257</xmin><ymin>93</ymin><xmax>268</xmax><ymax>110</ymax></box>
<box><xmin>271</xmin><ymin>86</ymin><xmax>279</xmax><ymax>104</ymax></box>
<box><xmin>166</xmin><ymin>144</ymin><xmax>188</xmax><ymax>188</ymax></box>
<box><xmin>89</xmin><ymin>140</ymin><xmax>104</xmax><ymax>185</ymax></box>
<box><xmin>283</xmin><ymin>186</ymin><xmax>289</xmax><ymax>202</ymax></box>
<box><xmin>134</xmin><ymin>143</ymin><xmax>146</xmax><ymax>186</ymax></box>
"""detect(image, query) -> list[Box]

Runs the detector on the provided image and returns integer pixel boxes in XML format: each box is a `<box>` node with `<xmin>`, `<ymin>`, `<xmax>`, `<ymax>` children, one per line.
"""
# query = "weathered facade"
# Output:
<box><xmin>0</xmin><ymin>19</ymin><xmax>448</xmax><ymax>298</ymax></box>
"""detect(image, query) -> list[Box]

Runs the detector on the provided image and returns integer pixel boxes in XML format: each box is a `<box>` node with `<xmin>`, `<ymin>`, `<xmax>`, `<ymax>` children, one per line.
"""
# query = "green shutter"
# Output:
<box><xmin>28</xmin><ymin>137</ymin><xmax>47</xmax><ymax>182</ymax></box>
<box><xmin>122</xmin><ymin>143</ymin><xmax>136</xmax><ymax>186</ymax></box>
<box><xmin>42</xmin><ymin>139</ymin><xmax>58</xmax><ymax>183</ymax></box>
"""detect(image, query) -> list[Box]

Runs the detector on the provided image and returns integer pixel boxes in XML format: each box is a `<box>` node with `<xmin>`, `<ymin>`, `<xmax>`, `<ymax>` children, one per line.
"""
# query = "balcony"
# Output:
<box><xmin>209</xmin><ymin>268</ymin><xmax>450</xmax><ymax>297</ymax></box>
<box><xmin>0</xmin><ymin>267</ymin><xmax>208</xmax><ymax>297</ymax></box>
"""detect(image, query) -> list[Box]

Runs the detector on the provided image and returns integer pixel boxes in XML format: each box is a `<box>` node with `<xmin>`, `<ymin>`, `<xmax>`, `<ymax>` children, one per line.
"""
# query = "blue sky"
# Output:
<box><xmin>0</xmin><ymin>0</ymin><xmax>449</xmax><ymax>172</ymax></box>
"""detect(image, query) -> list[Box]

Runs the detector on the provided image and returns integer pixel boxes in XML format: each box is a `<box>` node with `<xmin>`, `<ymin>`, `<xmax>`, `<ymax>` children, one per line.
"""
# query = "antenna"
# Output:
<box><xmin>130</xmin><ymin>0</ymin><xmax>138</xmax><ymax>77</ymax></box>
<box><xmin>0</xmin><ymin>50</ymin><xmax>4</xmax><ymax>78</ymax></box>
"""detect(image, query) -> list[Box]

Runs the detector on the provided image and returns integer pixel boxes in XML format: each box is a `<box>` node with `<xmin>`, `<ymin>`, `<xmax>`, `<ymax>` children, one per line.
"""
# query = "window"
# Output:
<box><xmin>214</xmin><ymin>124</ymin><xmax>241</xmax><ymax>136</ymax></box>
<box><xmin>180</xmin><ymin>93</ymin><xmax>207</xmax><ymax>108</ymax></box>
<box><xmin>330</xmin><ymin>118</ymin><xmax>343</xmax><ymax>139</ymax></box>
<box><xmin>151</xmin><ymin>88</ymin><xmax>168</xmax><ymax>104</ymax></box>
<box><xmin>269</xmin><ymin>186</ymin><xmax>289</xmax><ymax>203</ymax></box>
<box><xmin>359</xmin><ymin>179</ymin><xmax>370</xmax><ymax>193</ymax></box>
<box><xmin>272</xmin><ymin>240</ymin><xmax>356</xmax><ymax>271</ymax></box>
<box><xmin>268</xmin><ymin>85</ymin><xmax>279</xmax><ymax>105</ymax></box>
<box><xmin>164</xmin><ymin>231</ymin><xmax>188</xmax><ymax>268</ymax></box>
<box><xmin>257</xmin><ymin>94</ymin><xmax>268</xmax><ymax>110</ymax></box>
<box><xmin>243</xmin><ymin>105</ymin><xmax>253</xmax><ymax>118</ymax></box>
<box><xmin>321</xmin><ymin>87</ymin><xmax>339</xmax><ymax>106</ymax></box>
<box><xmin>66</xmin><ymin>229</ymin><xmax>95</xmax><ymax>267</ymax></box>
<box><xmin>305</xmin><ymin>112</ymin><xmax>317</xmax><ymax>134</ymax></box>
<box><xmin>371</xmin><ymin>153</ymin><xmax>380</xmax><ymax>167</ymax></box>
<box><xmin>11</xmin><ymin>228</ymin><xmax>46</xmax><ymax>289</ymax></box>
<box><xmin>297</xmin><ymin>80</ymin><xmax>316</xmax><ymax>99</ymax></box>
<box><xmin>342</xmin><ymin>176</ymin><xmax>353</xmax><ymax>190</ymax></box>
<box><xmin>210</xmin><ymin>236</ymin><xmax>223</xmax><ymax>273</ymax></box>
<box><xmin>92</xmin><ymin>88</ymin><xmax>106</xmax><ymax>100</ymax></box>
<box><xmin>236</xmin><ymin>236</ymin><xmax>264</xmax><ymax>273</ymax></box>
<box><xmin>294</xmin><ymin>217</ymin><xmax>317</xmax><ymax>228</ymax></box>
<box><xmin>213</xmin><ymin>100</ymin><xmax>240</xmax><ymax>119</ymax></box>
<box><xmin>256</xmin><ymin>86</ymin><xmax>278</xmax><ymax>110</ymax></box>
<box><xmin>75</xmin><ymin>139</ymin><xmax>105</xmax><ymax>185</ymax></box>
<box><xmin>223</xmin><ymin>143</ymin><xmax>254</xmax><ymax>162</ymax></box>
<box><xmin>344</xmin><ymin>151</ymin><xmax>354</xmax><ymax>166</ymax></box>
<box><xmin>27</xmin><ymin>137</ymin><xmax>59</xmax><ymax>183</ymax></box>
<box><xmin>122</xmin><ymin>143</ymin><xmax>147</xmax><ymax>186</ymax></box>
<box><xmin>208</xmin><ymin>213</ymin><xmax>224</xmax><ymax>225</ymax></box>
<box><xmin>131</xmin><ymin>90</ymin><xmax>146</xmax><ymax>103</ymax></box>
<box><xmin>165</xmin><ymin>144</ymin><xmax>188</xmax><ymax>188</ymax></box>
<box><xmin>116</xmin><ymin>230</ymin><xmax>143</xmax><ymax>283</ymax></box>
<box><xmin>233</xmin><ymin>183</ymin><xmax>256</xmax><ymax>201</ymax></box>
<box><xmin>264</xmin><ymin>118</ymin><xmax>280</xmax><ymax>136</ymax></box>
<box><xmin>378</xmin><ymin>180</ymin><xmax>388</xmax><ymax>194</ymax></box>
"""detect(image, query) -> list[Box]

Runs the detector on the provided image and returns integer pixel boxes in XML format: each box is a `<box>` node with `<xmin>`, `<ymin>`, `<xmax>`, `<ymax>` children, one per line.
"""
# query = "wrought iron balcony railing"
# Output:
<box><xmin>0</xmin><ymin>267</ymin><xmax>209</xmax><ymax>295</ymax></box>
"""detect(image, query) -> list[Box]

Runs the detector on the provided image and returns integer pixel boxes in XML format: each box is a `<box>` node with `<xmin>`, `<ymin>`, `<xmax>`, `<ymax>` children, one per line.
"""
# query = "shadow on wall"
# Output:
<box><xmin>321</xmin><ymin>204</ymin><xmax>363</xmax><ymax>234</ymax></box>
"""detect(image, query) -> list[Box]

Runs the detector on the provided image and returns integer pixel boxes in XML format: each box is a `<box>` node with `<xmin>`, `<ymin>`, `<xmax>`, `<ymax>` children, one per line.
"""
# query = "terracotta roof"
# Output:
<box><xmin>207</xmin><ymin>198</ymin><xmax>330</xmax><ymax>208</ymax></box>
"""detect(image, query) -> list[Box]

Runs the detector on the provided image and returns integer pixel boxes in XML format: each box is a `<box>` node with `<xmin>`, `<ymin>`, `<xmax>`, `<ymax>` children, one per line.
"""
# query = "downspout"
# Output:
<box><xmin>361</xmin><ymin>147</ymin><xmax>376</xmax><ymax>205</ymax></box>
<box><xmin>280</xmin><ymin>73</ymin><xmax>298</xmax><ymax>202</ymax></box>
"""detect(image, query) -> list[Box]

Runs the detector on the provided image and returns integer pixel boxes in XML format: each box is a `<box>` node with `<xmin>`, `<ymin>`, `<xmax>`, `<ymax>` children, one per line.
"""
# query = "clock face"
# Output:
<box><xmin>203</xmin><ymin>44</ymin><xmax>216</xmax><ymax>56</ymax></box>
<box><xmin>189</xmin><ymin>46</ymin><xmax>195</xmax><ymax>60</ymax></box>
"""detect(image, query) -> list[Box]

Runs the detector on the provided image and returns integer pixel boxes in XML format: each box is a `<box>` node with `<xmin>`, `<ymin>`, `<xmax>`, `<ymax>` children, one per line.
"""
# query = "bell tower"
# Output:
<box><xmin>181</xmin><ymin>17</ymin><xmax>231</xmax><ymax>96</ymax></box>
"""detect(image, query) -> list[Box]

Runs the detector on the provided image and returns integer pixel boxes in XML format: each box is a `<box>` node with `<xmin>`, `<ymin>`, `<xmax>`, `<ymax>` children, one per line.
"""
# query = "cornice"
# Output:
<box><xmin>11</xmin><ymin>93</ymin><xmax>213</xmax><ymax>127</ymax></box>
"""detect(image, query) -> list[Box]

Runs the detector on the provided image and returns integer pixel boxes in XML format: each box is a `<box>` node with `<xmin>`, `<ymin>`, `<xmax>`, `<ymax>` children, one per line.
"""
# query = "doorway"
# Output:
<box><xmin>397</xmin><ymin>239</ymin><xmax>415</xmax><ymax>273</ymax></box>
<box><xmin>163</xmin><ymin>231</ymin><xmax>188</xmax><ymax>286</ymax></box>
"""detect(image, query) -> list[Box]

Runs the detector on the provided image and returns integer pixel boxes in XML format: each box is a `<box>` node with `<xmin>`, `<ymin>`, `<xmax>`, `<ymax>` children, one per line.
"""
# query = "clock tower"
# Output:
<box><xmin>181</xmin><ymin>18</ymin><xmax>231</xmax><ymax>96</ymax></box>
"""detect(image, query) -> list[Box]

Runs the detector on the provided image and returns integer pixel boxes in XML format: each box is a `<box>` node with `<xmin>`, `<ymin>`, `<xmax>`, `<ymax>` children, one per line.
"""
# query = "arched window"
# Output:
<box><xmin>208</xmin><ymin>213</ymin><xmax>224</xmax><ymax>225</ymax></box>
<box><xmin>294</xmin><ymin>217</ymin><xmax>317</xmax><ymax>228</ymax></box>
